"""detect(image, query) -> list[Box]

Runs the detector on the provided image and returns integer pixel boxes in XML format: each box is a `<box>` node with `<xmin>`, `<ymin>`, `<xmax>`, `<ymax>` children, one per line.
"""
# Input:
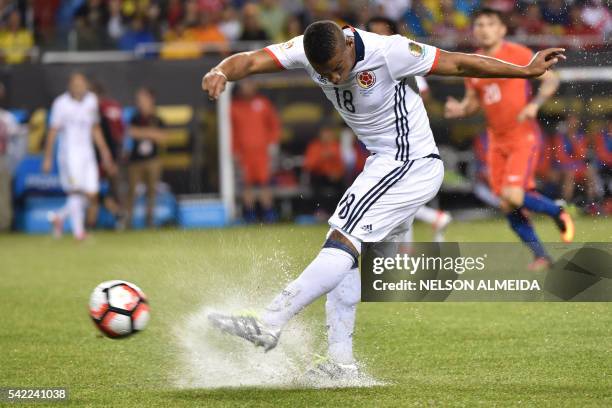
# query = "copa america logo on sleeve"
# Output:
<box><xmin>356</xmin><ymin>70</ymin><xmax>376</xmax><ymax>89</ymax></box>
<box><xmin>409</xmin><ymin>41</ymin><xmax>426</xmax><ymax>59</ymax></box>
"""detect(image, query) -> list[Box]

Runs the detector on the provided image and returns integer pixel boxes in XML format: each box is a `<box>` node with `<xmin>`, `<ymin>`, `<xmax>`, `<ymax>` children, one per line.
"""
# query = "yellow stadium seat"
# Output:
<box><xmin>588</xmin><ymin>97</ymin><xmax>612</xmax><ymax>116</ymax></box>
<box><xmin>27</xmin><ymin>108</ymin><xmax>48</xmax><ymax>154</ymax></box>
<box><xmin>281</xmin><ymin>103</ymin><xmax>323</xmax><ymax>123</ymax></box>
<box><xmin>160</xmin><ymin>153</ymin><xmax>192</xmax><ymax>170</ymax></box>
<box><xmin>161</xmin><ymin>129</ymin><xmax>190</xmax><ymax>147</ymax></box>
<box><xmin>156</xmin><ymin>105</ymin><xmax>193</xmax><ymax>126</ymax></box>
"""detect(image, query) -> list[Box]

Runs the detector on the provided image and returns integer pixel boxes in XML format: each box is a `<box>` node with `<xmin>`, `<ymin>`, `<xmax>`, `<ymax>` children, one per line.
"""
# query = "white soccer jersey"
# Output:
<box><xmin>265</xmin><ymin>27</ymin><xmax>440</xmax><ymax>161</ymax></box>
<box><xmin>50</xmin><ymin>91</ymin><xmax>100</xmax><ymax>193</ymax></box>
<box><xmin>50</xmin><ymin>91</ymin><xmax>99</xmax><ymax>162</ymax></box>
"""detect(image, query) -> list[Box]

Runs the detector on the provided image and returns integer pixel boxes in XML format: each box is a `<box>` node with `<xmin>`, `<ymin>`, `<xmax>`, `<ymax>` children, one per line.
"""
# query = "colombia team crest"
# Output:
<box><xmin>356</xmin><ymin>70</ymin><xmax>376</xmax><ymax>89</ymax></box>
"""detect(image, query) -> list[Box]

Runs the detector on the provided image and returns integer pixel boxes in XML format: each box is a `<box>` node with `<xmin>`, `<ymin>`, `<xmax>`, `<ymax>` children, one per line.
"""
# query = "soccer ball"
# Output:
<box><xmin>89</xmin><ymin>280</ymin><xmax>150</xmax><ymax>338</ymax></box>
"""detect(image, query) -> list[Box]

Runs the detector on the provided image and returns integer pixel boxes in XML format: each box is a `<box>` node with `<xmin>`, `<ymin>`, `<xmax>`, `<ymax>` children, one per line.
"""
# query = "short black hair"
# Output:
<box><xmin>366</xmin><ymin>16</ymin><xmax>398</xmax><ymax>35</ymax></box>
<box><xmin>303</xmin><ymin>20</ymin><xmax>344</xmax><ymax>65</ymax></box>
<box><xmin>472</xmin><ymin>7</ymin><xmax>506</xmax><ymax>26</ymax></box>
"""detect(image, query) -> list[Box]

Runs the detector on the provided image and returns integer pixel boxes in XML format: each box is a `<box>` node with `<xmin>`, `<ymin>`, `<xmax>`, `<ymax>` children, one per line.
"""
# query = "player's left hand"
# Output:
<box><xmin>526</xmin><ymin>48</ymin><xmax>566</xmax><ymax>77</ymax></box>
<box><xmin>517</xmin><ymin>102</ymin><xmax>540</xmax><ymax>122</ymax></box>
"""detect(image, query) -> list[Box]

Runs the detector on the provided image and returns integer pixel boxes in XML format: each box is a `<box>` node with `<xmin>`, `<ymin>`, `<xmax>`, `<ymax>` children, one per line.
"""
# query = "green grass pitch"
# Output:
<box><xmin>1</xmin><ymin>216</ymin><xmax>611</xmax><ymax>407</ymax></box>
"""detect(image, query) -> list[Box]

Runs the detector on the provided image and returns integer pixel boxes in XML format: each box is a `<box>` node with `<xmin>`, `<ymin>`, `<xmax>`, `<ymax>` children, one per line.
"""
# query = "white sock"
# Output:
<box><xmin>415</xmin><ymin>206</ymin><xmax>438</xmax><ymax>225</ymax></box>
<box><xmin>68</xmin><ymin>195</ymin><xmax>86</xmax><ymax>238</ymax></box>
<box><xmin>326</xmin><ymin>267</ymin><xmax>360</xmax><ymax>365</ymax></box>
<box><xmin>262</xmin><ymin>247</ymin><xmax>355</xmax><ymax>331</ymax></box>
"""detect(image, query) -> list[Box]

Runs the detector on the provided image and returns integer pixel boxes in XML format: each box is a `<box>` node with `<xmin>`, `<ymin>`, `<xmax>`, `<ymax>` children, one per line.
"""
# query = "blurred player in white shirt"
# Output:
<box><xmin>42</xmin><ymin>72</ymin><xmax>116</xmax><ymax>240</ymax></box>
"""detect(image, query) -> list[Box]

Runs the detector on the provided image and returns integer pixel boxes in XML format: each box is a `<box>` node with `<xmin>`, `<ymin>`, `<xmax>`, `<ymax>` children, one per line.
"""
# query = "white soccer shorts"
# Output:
<box><xmin>58</xmin><ymin>155</ymin><xmax>100</xmax><ymax>194</ymax></box>
<box><xmin>328</xmin><ymin>153</ymin><xmax>444</xmax><ymax>244</ymax></box>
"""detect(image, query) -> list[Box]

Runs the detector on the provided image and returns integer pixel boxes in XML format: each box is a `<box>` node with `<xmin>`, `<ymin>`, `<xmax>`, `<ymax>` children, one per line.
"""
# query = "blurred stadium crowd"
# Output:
<box><xmin>0</xmin><ymin>0</ymin><xmax>610</xmax><ymax>61</ymax></box>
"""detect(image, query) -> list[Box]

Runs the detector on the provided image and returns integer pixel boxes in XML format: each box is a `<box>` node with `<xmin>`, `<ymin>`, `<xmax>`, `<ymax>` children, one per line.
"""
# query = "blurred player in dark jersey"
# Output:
<box><xmin>93</xmin><ymin>82</ymin><xmax>126</xmax><ymax>228</ymax></box>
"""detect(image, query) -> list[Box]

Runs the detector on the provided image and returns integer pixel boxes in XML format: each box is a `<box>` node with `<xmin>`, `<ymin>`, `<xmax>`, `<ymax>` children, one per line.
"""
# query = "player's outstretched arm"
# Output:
<box><xmin>202</xmin><ymin>49</ymin><xmax>283</xmax><ymax>100</ymax></box>
<box><xmin>432</xmin><ymin>48</ymin><xmax>566</xmax><ymax>79</ymax></box>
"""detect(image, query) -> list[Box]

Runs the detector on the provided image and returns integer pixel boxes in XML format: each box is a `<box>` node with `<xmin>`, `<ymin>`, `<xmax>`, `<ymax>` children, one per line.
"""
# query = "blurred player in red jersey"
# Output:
<box><xmin>93</xmin><ymin>82</ymin><xmax>126</xmax><ymax>227</ymax></box>
<box><xmin>553</xmin><ymin>113</ymin><xmax>598</xmax><ymax>206</ymax></box>
<box><xmin>445</xmin><ymin>8</ymin><xmax>573</xmax><ymax>270</ymax></box>
<box><xmin>231</xmin><ymin>79</ymin><xmax>281</xmax><ymax>223</ymax></box>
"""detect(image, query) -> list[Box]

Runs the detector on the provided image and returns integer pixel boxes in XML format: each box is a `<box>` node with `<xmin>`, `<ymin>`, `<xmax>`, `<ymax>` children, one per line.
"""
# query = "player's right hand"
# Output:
<box><xmin>42</xmin><ymin>157</ymin><xmax>52</xmax><ymax>173</ymax></box>
<box><xmin>202</xmin><ymin>69</ymin><xmax>228</xmax><ymax>100</ymax></box>
<box><xmin>444</xmin><ymin>97</ymin><xmax>464</xmax><ymax>119</ymax></box>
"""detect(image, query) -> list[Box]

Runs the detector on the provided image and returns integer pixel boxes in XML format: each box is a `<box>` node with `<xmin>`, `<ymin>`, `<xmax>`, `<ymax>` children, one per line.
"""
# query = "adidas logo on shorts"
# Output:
<box><xmin>361</xmin><ymin>224</ymin><xmax>373</xmax><ymax>233</ymax></box>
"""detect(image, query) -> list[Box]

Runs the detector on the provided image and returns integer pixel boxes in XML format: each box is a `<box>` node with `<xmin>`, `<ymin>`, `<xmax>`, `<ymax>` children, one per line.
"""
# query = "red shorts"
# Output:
<box><xmin>240</xmin><ymin>158</ymin><xmax>270</xmax><ymax>186</ymax></box>
<box><xmin>487</xmin><ymin>131</ymin><xmax>540</xmax><ymax>195</ymax></box>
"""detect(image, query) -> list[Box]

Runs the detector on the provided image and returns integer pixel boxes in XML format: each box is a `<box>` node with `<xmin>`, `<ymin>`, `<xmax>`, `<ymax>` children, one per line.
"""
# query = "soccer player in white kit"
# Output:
<box><xmin>204</xmin><ymin>21</ymin><xmax>565</xmax><ymax>379</ymax></box>
<box><xmin>42</xmin><ymin>73</ymin><xmax>116</xmax><ymax>240</ymax></box>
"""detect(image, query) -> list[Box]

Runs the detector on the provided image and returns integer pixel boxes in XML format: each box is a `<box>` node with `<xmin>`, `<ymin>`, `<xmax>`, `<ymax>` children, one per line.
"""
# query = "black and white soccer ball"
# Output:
<box><xmin>89</xmin><ymin>280</ymin><xmax>150</xmax><ymax>338</ymax></box>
